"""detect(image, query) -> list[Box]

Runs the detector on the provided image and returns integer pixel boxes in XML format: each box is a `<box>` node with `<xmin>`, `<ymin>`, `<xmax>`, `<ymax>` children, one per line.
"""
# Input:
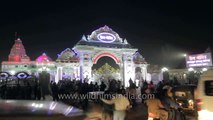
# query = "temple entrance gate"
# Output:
<box><xmin>1</xmin><ymin>25</ymin><xmax>148</xmax><ymax>87</ymax></box>
<box><xmin>72</xmin><ymin>26</ymin><xmax>148</xmax><ymax>87</ymax></box>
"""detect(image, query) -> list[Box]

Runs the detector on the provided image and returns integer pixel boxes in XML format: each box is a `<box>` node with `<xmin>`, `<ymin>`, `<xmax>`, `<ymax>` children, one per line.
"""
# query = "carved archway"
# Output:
<box><xmin>93</xmin><ymin>52</ymin><xmax>121</xmax><ymax>64</ymax></box>
<box><xmin>92</xmin><ymin>55</ymin><xmax>120</xmax><ymax>82</ymax></box>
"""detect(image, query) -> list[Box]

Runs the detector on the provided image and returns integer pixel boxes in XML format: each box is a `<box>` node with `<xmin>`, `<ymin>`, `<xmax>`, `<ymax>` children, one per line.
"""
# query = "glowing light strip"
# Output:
<box><xmin>93</xmin><ymin>52</ymin><xmax>120</xmax><ymax>64</ymax></box>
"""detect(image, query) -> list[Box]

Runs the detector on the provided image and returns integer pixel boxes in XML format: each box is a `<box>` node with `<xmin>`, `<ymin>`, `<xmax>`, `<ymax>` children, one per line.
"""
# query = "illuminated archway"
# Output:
<box><xmin>92</xmin><ymin>56</ymin><xmax>120</xmax><ymax>82</ymax></box>
<box><xmin>93</xmin><ymin>52</ymin><xmax>120</xmax><ymax>64</ymax></box>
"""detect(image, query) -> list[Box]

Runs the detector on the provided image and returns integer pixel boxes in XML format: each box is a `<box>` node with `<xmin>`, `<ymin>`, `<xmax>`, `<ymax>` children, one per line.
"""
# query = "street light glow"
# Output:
<box><xmin>10</xmin><ymin>70</ymin><xmax>16</xmax><ymax>75</ymax></box>
<box><xmin>161</xmin><ymin>67</ymin><xmax>168</xmax><ymax>72</ymax></box>
<box><xmin>202</xmin><ymin>68</ymin><xmax>208</xmax><ymax>72</ymax></box>
<box><xmin>188</xmin><ymin>67</ymin><xmax>194</xmax><ymax>72</ymax></box>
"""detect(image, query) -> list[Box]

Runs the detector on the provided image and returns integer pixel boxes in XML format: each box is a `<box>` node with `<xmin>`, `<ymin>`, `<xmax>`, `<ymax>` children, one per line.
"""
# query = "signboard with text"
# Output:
<box><xmin>186</xmin><ymin>53</ymin><xmax>212</xmax><ymax>68</ymax></box>
<box><xmin>97</xmin><ymin>32</ymin><xmax>116</xmax><ymax>43</ymax></box>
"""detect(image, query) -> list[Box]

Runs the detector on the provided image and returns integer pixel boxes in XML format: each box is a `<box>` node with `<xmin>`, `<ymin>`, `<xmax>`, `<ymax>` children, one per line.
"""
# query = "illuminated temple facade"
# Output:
<box><xmin>1</xmin><ymin>26</ymin><xmax>148</xmax><ymax>87</ymax></box>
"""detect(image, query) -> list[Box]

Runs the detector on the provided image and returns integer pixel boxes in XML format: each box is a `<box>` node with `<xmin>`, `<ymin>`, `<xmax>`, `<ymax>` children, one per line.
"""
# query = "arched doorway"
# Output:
<box><xmin>92</xmin><ymin>56</ymin><xmax>120</xmax><ymax>83</ymax></box>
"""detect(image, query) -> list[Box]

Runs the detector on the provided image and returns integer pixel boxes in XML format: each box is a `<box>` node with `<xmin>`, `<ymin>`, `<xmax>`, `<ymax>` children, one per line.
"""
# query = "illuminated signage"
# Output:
<box><xmin>0</xmin><ymin>72</ymin><xmax>10</xmax><ymax>79</ymax></box>
<box><xmin>16</xmin><ymin>72</ymin><xmax>28</xmax><ymax>79</ymax></box>
<box><xmin>186</xmin><ymin>53</ymin><xmax>212</xmax><ymax>68</ymax></box>
<box><xmin>97</xmin><ymin>32</ymin><xmax>116</xmax><ymax>43</ymax></box>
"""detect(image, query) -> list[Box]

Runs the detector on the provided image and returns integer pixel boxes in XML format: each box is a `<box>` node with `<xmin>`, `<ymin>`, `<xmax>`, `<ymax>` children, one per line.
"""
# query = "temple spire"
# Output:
<box><xmin>8</xmin><ymin>37</ymin><xmax>30</xmax><ymax>62</ymax></box>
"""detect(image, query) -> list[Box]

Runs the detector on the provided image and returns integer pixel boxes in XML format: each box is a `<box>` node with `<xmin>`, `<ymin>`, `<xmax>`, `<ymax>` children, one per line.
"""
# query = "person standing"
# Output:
<box><xmin>37</xmin><ymin>83</ymin><xmax>42</xmax><ymax>100</ymax></box>
<box><xmin>51</xmin><ymin>82</ymin><xmax>59</xmax><ymax>101</ymax></box>
<box><xmin>94</xmin><ymin>82</ymin><xmax>99</xmax><ymax>91</ymax></box>
<box><xmin>26</xmin><ymin>82</ymin><xmax>32</xmax><ymax>100</ymax></box>
<box><xmin>148</xmin><ymin>81</ymin><xmax>155</xmax><ymax>93</ymax></box>
<box><xmin>129</xmin><ymin>79</ymin><xmax>136</xmax><ymax>107</ymax></box>
<box><xmin>80</xmin><ymin>81</ymin><xmax>89</xmax><ymax>110</ymax></box>
<box><xmin>34</xmin><ymin>81</ymin><xmax>38</xmax><ymax>100</ymax></box>
<box><xmin>100</xmin><ymin>81</ymin><xmax>106</xmax><ymax>91</ymax></box>
<box><xmin>141</xmin><ymin>81</ymin><xmax>148</xmax><ymax>103</ymax></box>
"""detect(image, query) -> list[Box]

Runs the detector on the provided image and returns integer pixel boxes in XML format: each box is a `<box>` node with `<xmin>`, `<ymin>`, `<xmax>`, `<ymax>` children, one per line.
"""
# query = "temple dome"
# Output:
<box><xmin>133</xmin><ymin>52</ymin><xmax>146</xmax><ymax>64</ymax></box>
<box><xmin>56</xmin><ymin>48</ymin><xmax>79</xmax><ymax>62</ymax></box>
<box><xmin>36</xmin><ymin>53</ymin><xmax>52</xmax><ymax>62</ymax></box>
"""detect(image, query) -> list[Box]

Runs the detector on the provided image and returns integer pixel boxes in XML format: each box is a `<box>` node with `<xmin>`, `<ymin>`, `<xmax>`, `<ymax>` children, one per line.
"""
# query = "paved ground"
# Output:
<box><xmin>85</xmin><ymin>102</ymin><xmax>198</xmax><ymax>120</ymax></box>
<box><xmin>0</xmin><ymin>116</ymin><xmax>85</xmax><ymax>120</ymax></box>
<box><xmin>84</xmin><ymin>102</ymin><xmax>148</xmax><ymax>120</ymax></box>
<box><xmin>0</xmin><ymin>101</ymin><xmax>197</xmax><ymax>120</ymax></box>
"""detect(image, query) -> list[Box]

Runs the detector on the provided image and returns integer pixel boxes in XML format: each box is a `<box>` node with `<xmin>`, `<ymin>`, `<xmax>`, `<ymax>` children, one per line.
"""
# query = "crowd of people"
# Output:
<box><xmin>0</xmin><ymin>77</ymin><xmax>187</xmax><ymax>120</ymax></box>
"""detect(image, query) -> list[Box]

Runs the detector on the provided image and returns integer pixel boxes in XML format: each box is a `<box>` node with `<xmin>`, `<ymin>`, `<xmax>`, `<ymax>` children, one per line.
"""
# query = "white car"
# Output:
<box><xmin>197</xmin><ymin>69</ymin><xmax>213</xmax><ymax>120</ymax></box>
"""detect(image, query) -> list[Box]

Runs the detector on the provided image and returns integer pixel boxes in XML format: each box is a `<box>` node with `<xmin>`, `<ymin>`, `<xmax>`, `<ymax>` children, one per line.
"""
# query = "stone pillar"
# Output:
<box><xmin>122</xmin><ymin>54</ymin><xmax>134</xmax><ymax>87</ymax></box>
<box><xmin>55</xmin><ymin>67</ymin><xmax>63</xmax><ymax>83</ymax></box>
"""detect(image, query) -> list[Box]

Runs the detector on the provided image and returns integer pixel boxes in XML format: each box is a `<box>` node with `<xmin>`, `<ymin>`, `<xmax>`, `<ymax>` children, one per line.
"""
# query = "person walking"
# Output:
<box><xmin>101</xmin><ymin>90</ymin><xmax>131</xmax><ymax>120</ymax></box>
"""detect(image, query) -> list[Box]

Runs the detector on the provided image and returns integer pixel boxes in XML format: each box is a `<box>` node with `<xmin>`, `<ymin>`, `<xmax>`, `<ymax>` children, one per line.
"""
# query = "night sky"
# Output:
<box><xmin>0</xmin><ymin>0</ymin><xmax>212</xmax><ymax>68</ymax></box>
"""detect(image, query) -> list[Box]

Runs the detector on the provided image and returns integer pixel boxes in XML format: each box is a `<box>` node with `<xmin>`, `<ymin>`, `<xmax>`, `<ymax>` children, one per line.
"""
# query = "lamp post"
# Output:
<box><xmin>202</xmin><ymin>68</ymin><xmax>208</xmax><ymax>72</ymax></box>
<box><xmin>161</xmin><ymin>67</ymin><xmax>169</xmax><ymax>72</ymax></box>
<box><xmin>187</xmin><ymin>67</ymin><xmax>195</xmax><ymax>84</ymax></box>
<box><xmin>182</xmin><ymin>53</ymin><xmax>187</xmax><ymax>68</ymax></box>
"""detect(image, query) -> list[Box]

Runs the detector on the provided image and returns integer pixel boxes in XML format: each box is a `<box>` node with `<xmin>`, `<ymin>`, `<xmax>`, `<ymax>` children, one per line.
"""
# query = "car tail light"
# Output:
<box><xmin>196</xmin><ymin>99</ymin><xmax>203</xmax><ymax>111</ymax></box>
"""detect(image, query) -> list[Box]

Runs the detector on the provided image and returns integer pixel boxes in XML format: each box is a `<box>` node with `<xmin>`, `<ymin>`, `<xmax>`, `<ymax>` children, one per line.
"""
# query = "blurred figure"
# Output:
<box><xmin>101</xmin><ymin>90</ymin><xmax>131</xmax><ymax>120</ymax></box>
<box><xmin>100</xmin><ymin>81</ymin><xmax>106</xmax><ymax>91</ymax></box>
<box><xmin>108</xmin><ymin>79</ymin><xmax>117</xmax><ymax>93</ymax></box>
<box><xmin>161</xmin><ymin>86</ymin><xmax>184</xmax><ymax>120</ymax></box>
<box><xmin>128</xmin><ymin>79</ymin><xmax>136</xmax><ymax>107</ymax></box>
<box><xmin>120</xmin><ymin>86</ymin><xmax>126</xmax><ymax>95</ymax></box>
<box><xmin>141</xmin><ymin>81</ymin><xmax>148</xmax><ymax>103</ymax></box>
<box><xmin>37</xmin><ymin>83</ymin><xmax>42</xmax><ymax>100</ymax></box>
<box><xmin>1</xmin><ymin>84</ymin><xmax>7</xmax><ymax>99</ymax></box>
<box><xmin>26</xmin><ymin>82</ymin><xmax>32</xmax><ymax>100</ymax></box>
<box><xmin>51</xmin><ymin>82</ymin><xmax>59</xmax><ymax>101</ymax></box>
<box><xmin>34</xmin><ymin>81</ymin><xmax>38</xmax><ymax>100</ymax></box>
<box><xmin>89</xmin><ymin>81</ymin><xmax>94</xmax><ymax>92</ymax></box>
<box><xmin>94</xmin><ymin>82</ymin><xmax>99</xmax><ymax>91</ymax></box>
<box><xmin>173</xmin><ymin>77</ymin><xmax>180</xmax><ymax>86</ymax></box>
<box><xmin>117</xmin><ymin>81</ymin><xmax>121</xmax><ymax>91</ymax></box>
<box><xmin>80</xmin><ymin>80</ymin><xmax>89</xmax><ymax>110</ymax></box>
<box><xmin>145</xmin><ymin>98</ymin><xmax>168</xmax><ymax>120</ymax></box>
<box><xmin>148</xmin><ymin>81</ymin><xmax>155</xmax><ymax>93</ymax></box>
<box><xmin>84</xmin><ymin>103</ymin><xmax>103</xmax><ymax>120</ymax></box>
